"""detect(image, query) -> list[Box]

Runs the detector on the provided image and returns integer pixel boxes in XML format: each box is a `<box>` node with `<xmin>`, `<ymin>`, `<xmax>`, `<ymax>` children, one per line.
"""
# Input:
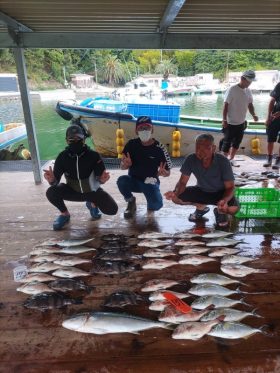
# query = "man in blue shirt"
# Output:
<box><xmin>117</xmin><ymin>116</ymin><xmax>171</xmax><ymax>218</ymax></box>
<box><xmin>165</xmin><ymin>133</ymin><xmax>239</xmax><ymax>227</ymax></box>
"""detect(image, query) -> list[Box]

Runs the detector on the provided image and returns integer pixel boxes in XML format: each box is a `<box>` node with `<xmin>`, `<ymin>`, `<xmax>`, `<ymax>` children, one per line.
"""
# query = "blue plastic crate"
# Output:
<box><xmin>126</xmin><ymin>103</ymin><xmax>180</xmax><ymax>123</ymax></box>
<box><xmin>80</xmin><ymin>98</ymin><xmax>127</xmax><ymax>113</ymax></box>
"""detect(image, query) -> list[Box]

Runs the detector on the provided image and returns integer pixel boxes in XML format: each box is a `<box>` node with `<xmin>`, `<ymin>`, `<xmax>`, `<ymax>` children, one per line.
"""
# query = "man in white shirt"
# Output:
<box><xmin>221</xmin><ymin>70</ymin><xmax>259</xmax><ymax>166</ymax></box>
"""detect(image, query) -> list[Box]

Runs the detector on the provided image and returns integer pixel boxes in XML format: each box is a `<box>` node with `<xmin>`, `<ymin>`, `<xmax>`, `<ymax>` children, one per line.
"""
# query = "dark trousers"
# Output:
<box><xmin>46</xmin><ymin>183</ymin><xmax>118</xmax><ymax>215</ymax></box>
<box><xmin>221</xmin><ymin>123</ymin><xmax>245</xmax><ymax>153</ymax></box>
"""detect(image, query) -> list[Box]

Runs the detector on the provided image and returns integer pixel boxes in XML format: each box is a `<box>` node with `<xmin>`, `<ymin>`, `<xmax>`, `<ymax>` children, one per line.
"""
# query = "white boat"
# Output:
<box><xmin>56</xmin><ymin>99</ymin><xmax>267</xmax><ymax>157</ymax></box>
<box><xmin>0</xmin><ymin>122</ymin><xmax>27</xmax><ymax>150</ymax></box>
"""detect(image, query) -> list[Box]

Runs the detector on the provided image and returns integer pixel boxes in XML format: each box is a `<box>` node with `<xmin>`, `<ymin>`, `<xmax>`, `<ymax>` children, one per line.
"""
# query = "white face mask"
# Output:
<box><xmin>138</xmin><ymin>130</ymin><xmax>152</xmax><ymax>142</ymax></box>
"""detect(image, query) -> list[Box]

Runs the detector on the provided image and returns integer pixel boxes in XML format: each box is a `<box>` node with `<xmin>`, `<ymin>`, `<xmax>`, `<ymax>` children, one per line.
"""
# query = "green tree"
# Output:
<box><xmin>102</xmin><ymin>55</ymin><xmax>126</xmax><ymax>86</ymax></box>
<box><xmin>155</xmin><ymin>58</ymin><xmax>178</xmax><ymax>79</ymax></box>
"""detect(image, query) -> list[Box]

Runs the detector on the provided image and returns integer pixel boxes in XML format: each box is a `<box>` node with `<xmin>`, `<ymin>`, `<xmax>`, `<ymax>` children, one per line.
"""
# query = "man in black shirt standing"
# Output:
<box><xmin>117</xmin><ymin>116</ymin><xmax>171</xmax><ymax>218</ymax></box>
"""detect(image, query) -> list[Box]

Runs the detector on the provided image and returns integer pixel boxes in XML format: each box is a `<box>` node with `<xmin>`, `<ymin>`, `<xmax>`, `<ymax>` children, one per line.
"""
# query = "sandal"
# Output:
<box><xmin>188</xmin><ymin>207</ymin><xmax>210</xmax><ymax>222</ymax></box>
<box><xmin>213</xmin><ymin>207</ymin><xmax>229</xmax><ymax>227</ymax></box>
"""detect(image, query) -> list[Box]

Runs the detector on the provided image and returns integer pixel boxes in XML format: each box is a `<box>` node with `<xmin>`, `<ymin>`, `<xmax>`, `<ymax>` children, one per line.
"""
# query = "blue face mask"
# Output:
<box><xmin>138</xmin><ymin>130</ymin><xmax>152</xmax><ymax>142</ymax></box>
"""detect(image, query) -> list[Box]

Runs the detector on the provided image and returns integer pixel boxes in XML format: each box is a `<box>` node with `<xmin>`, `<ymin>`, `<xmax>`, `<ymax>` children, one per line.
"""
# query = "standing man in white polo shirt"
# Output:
<box><xmin>221</xmin><ymin>70</ymin><xmax>259</xmax><ymax>166</ymax></box>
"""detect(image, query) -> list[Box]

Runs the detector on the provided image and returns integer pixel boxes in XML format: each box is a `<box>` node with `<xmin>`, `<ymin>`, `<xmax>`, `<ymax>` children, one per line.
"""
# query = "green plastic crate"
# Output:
<box><xmin>235</xmin><ymin>188</ymin><xmax>280</xmax><ymax>218</ymax></box>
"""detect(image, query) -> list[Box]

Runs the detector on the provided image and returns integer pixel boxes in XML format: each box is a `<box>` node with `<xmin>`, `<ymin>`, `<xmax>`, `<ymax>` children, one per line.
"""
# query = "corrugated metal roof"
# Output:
<box><xmin>0</xmin><ymin>0</ymin><xmax>280</xmax><ymax>48</ymax></box>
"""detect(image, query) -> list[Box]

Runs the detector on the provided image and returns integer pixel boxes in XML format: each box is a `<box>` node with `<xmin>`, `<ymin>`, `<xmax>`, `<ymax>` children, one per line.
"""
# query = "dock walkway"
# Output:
<box><xmin>0</xmin><ymin>155</ymin><xmax>279</xmax><ymax>372</ymax></box>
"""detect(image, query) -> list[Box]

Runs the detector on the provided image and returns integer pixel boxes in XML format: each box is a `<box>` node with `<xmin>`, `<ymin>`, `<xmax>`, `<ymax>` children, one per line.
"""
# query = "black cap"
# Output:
<box><xmin>136</xmin><ymin>116</ymin><xmax>153</xmax><ymax>128</ymax></box>
<box><xmin>66</xmin><ymin>125</ymin><xmax>85</xmax><ymax>139</ymax></box>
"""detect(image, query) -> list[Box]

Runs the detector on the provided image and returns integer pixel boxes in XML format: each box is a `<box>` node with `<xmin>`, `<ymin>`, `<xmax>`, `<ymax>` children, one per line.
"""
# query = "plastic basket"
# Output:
<box><xmin>126</xmin><ymin>103</ymin><xmax>180</xmax><ymax>123</ymax></box>
<box><xmin>235</xmin><ymin>188</ymin><xmax>280</xmax><ymax>218</ymax></box>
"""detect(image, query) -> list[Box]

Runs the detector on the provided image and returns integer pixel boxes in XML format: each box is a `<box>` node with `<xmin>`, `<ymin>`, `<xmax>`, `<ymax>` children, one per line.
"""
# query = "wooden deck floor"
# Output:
<box><xmin>0</xmin><ymin>156</ymin><xmax>280</xmax><ymax>373</ymax></box>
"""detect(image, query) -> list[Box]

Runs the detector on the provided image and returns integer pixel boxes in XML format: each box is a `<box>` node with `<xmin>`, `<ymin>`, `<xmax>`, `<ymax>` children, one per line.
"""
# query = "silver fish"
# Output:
<box><xmin>17</xmin><ymin>281</ymin><xmax>54</xmax><ymax>295</ymax></box>
<box><xmin>172</xmin><ymin>319</ymin><xmax>221</xmax><ymax>340</ymax></box>
<box><xmin>191</xmin><ymin>273</ymin><xmax>241</xmax><ymax>285</ymax></box>
<box><xmin>201</xmin><ymin>308</ymin><xmax>262</xmax><ymax>322</ymax></box>
<box><xmin>202</xmin><ymin>230</ymin><xmax>233</xmax><ymax>239</ymax></box>
<box><xmin>173</xmin><ymin>233</ymin><xmax>201</xmax><ymax>239</ymax></box>
<box><xmin>52</xmin><ymin>267</ymin><xmax>90</xmax><ymax>278</ymax></box>
<box><xmin>138</xmin><ymin>239</ymin><xmax>173</xmax><ymax>248</ymax></box>
<box><xmin>53</xmin><ymin>256</ymin><xmax>91</xmax><ymax>266</ymax></box>
<box><xmin>221</xmin><ymin>264</ymin><xmax>267</xmax><ymax>277</ymax></box>
<box><xmin>49</xmin><ymin>278</ymin><xmax>92</xmax><ymax>293</ymax></box>
<box><xmin>30</xmin><ymin>254</ymin><xmax>61</xmax><ymax>263</ymax></box>
<box><xmin>208</xmin><ymin>247</ymin><xmax>241</xmax><ymax>257</ymax></box>
<box><xmin>29</xmin><ymin>262</ymin><xmax>63</xmax><ymax>273</ymax></box>
<box><xmin>178</xmin><ymin>247</ymin><xmax>209</xmax><ymax>255</ymax></box>
<box><xmin>142</xmin><ymin>259</ymin><xmax>177</xmax><ymax>270</ymax></box>
<box><xmin>149</xmin><ymin>290</ymin><xmax>189</xmax><ymax>301</ymax></box>
<box><xmin>138</xmin><ymin>232</ymin><xmax>172</xmax><ymax>239</ymax></box>
<box><xmin>103</xmin><ymin>291</ymin><xmax>144</xmax><ymax>308</ymax></box>
<box><xmin>37</xmin><ymin>238</ymin><xmax>94</xmax><ymax>247</ymax></box>
<box><xmin>179</xmin><ymin>255</ymin><xmax>216</xmax><ymax>265</ymax></box>
<box><xmin>221</xmin><ymin>254</ymin><xmax>256</xmax><ymax>265</ymax></box>
<box><xmin>59</xmin><ymin>246</ymin><xmax>96</xmax><ymax>254</ymax></box>
<box><xmin>62</xmin><ymin>311</ymin><xmax>172</xmax><ymax>334</ymax></box>
<box><xmin>141</xmin><ymin>279</ymin><xmax>179</xmax><ymax>292</ymax></box>
<box><xmin>23</xmin><ymin>292</ymin><xmax>82</xmax><ymax>310</ymax></box>
<box><xmin>206</xmin><ymin>238</ymin><xmax>243</xmax><ymax>247</ymax></box>
<box><xmin>175</xmin><ymin>239</ymin><xmax>205</xmax><ymax>247</ymax></box>
<box><xmin>143</xmin><ymin>248</ymin><xmax>176</xmax><ymax>258</ymax></box>
<box><xmin>29</xmin><ymin>247</ymin><xmax>62</xmax><ymax>255</ymax></box>
<box><xmin>159</xmin><ymin>306</ymin><xmax>209</xmax><ymax>323</ymax></box>
<box><xmin>207</xmin><ymin>322</ymin><xmax>263</xmax><ymax>339</ymax></box>
<box><xmin>191</xmin><ymin>295</ymin><xmax>248</xmax><ymax>310</ymax></box>
<box><xmin>18</xmin><ymin>273</ymin><xmax>57</xmax><ymax>283</ymax></box>
<box><xmin>149</xmin><ymin>300</ymin><xmax>170</xmax><ymax>311</ymax></box>
<box><xmin>188</xmin><ymin>283</ymin><xmax>241</xmax><ymax>297</ymax></box>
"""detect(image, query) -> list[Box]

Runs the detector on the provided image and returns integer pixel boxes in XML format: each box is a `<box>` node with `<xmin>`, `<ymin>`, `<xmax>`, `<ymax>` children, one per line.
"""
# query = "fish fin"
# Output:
<box><xmin>131</xmin><ymin>331</ymin><xmax>140</xmax><ymax>335</ymax></box>
<box><xmin>252</xmin><ymin>308</ymin><xmax>263</xmax><ymax>318</ymax></box>
<box><xmin>240</xmin><ymin>297</ymin><xmax>251</xmax><ymax>307</ymax></box>
<box><xmin>163</xmin><ymin>323</ymin><xmax>177</xmax><ymax>331</ymax></box>
<box><xmin>237</xmin><ymin>286</ymin><xmax>248</xmax><ymax>294</ymax></box>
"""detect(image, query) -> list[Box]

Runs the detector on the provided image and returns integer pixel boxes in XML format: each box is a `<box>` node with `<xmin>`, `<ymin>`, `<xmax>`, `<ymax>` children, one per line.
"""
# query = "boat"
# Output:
<box><xmin>0</xmin><ymin>122</ymin><xmax>27</xmax><ymax>150</ymax></box>
<box><xmin>56</xmin><ymin>99</ymin><xmax>267</xmax><ymax>157</ymax></box>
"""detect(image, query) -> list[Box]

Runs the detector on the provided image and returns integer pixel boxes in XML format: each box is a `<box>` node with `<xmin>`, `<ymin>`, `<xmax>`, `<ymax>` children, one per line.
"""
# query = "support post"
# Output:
<box><xmin>13</xmin><ymin>48</ymin><xmax>42</xmax><ymax>184</ymax></box>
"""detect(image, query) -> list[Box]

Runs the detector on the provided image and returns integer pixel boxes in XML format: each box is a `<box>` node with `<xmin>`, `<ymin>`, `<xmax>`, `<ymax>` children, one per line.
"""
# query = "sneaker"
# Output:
<box><xmin>86</xmin><ymin>202</ymin><xmax>102</xmax><ymax>220</ymax></box>
<box><xmin>124</xmin><ymin>196</ymin><xmax>136</xmax><ymax>219</ymax></box>
<box><xmin>272</xmin><ymin>156</ymin><xmax>280</xmax><ymax>170</ymax></box>
<box><xmin>188</xmin><ymin>207</ymin><xmax>210</xmax><ymax>222</ymax></box>
<box><xmin>263</xmin><ymin>155</ymin><xmax>273</xmax><ymax>167</ymax></box>
<box><xmin>53</xmin><ymin>215</ymin><xmax>70</xmax><ymax>231</ymax></box>
<box><xmin>213</xmin><ymin>207</ymin><xmax>229</xmax><ymax>227</ymax></box>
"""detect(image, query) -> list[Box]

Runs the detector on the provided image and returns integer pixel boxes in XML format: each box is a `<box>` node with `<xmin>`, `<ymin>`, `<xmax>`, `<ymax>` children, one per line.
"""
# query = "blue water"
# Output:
<box><xmin>0</xmin><ymin>93</ymin><xmax>271</xmax><ymax>160</ymax></box>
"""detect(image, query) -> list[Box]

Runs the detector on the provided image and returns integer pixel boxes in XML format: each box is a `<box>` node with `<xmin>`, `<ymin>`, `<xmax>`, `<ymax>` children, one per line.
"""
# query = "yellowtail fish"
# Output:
<box><xmin>62</xmin><ymin>312</ymin><xmax>172</xmax><ymax>334</ymax></box>
<box><xmin>207</xmin><ymin>322</ymin><xmax>265</xmax><ymax>339</ymax></box>
<box><xmin>206</xmin><ymin>238</ymin><xmax>243</xmax><ymax>247</ymax></box>
<box><xmin>191</xmin><ymin>273</ymin><xmax>241</xmax><ymax>285</ymax></box>
<box><xmin>188</xmin><ymin>283</ymin><xmax>242</xmax><ymax>297</ymax></box>
<box><xmin>201</xmin><ymin>308</ymin><xmax>262</xmax><ymax>322</ymax></box>
<box><xmin>191</xmin><ymin>295</ymin><xmax>249</xmax><ymax>310</ymax></box>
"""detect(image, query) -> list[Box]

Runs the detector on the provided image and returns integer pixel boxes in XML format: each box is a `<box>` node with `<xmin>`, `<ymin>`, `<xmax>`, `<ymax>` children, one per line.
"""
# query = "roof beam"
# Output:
<box><xmin>159</xmin><ymin>0</ymin><xmax>186</xmax><ymax>32</ymax></box>
<box><xmin>0</xmin><ymin>32</ymin><xmax>280</xmax><ymax>50</ymax></box>
<box><xmin>0</xmin><ymin>11</ymin><xmax>33</xmax><ymax>32</ymax></box>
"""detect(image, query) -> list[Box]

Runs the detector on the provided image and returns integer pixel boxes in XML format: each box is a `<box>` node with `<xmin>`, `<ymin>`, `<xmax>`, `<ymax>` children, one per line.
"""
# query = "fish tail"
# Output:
<box><xmin>240</xmin><ymin>297</ymin><xmax>251</xmax><ymax>307</ymax></box>
<box><xmin>161</xmin><ymin>323</ymin><xmax>176</xmax><ymax>330</ymax></box>
<box><xmin>260</xmin><ymin>324</ymin><xmax>273</xmax><ymax>337</ymax></box>
<box><xmin>256</xmin><ymin>269</ymin><xmax>268</xmax><ymax>273</ymax></box>
<box><xmin>251</xmin><ymin>308</ymin><xmax>263</xmax><ymax>318</ymax></box>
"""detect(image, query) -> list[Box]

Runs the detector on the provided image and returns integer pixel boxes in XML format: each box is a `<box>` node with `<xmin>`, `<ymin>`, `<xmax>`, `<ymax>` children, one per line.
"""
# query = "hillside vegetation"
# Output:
<box><xmin>1</xmin><ymin>49</ymin><xmax>280</xmax><ymax>89</ymax></box>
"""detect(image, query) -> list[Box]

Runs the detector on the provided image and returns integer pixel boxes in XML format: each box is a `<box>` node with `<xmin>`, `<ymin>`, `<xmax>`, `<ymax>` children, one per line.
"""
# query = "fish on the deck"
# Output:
<box><xmin>138</xmin><ymin>232</ymin><xmax>172</xmax><ymax>240</ymax></box>
<box><xmin>141</xmin><ymin>279</ymin><xmax>179</xmax><ymax>292</ymax></box>
<box><xmin>178</xmin><ymin>255</ymin><xmax>216</xmax><ymax>265</ymax></box>
<box><xmin>52</xmin><ymin>267</ymin><xmax>90</xmax><ymax>278</ymax></box>
<box><xmin>49</xmin><ymin>278</ymin><xmax>92</xmax><ymax>293</ymax></box>
<box><xmin>159</xmin><ymin>306</ymin><xmax>209</xmax><ymax>323</ymax></box>
<box><xmin>91</xmin><ymin>260</ymin><xmax>140</xmax><ymax>275</ymax></box>
<box><xmin>23</xmin><ymin>292</ymin><xmax>82</xmax><ymax>310</ymax></box>
<box><xmin>191</xmin><ymin>295</ymin><xmax>248</xmax><ymax>310</ymax></box>
<box><xmin>208</xmin><ymin>247</ymin><xmax>241</xmax><ymax>257</ymax></box>
<box><xmin>201</xmin><ymin>308</ymin><xmax>262</xmax><ymax>322</ymax></box>
<box><xmin>178</xmin><ymin>247</ymin><xmax>209</xmax><ymax>255</ymax></box>
<box><xmin>221</xmin><ymin>264</ymin><xmax>267</xmax><ymax>277</ymax></box>
<box><xmin>29</xmin><ymin>254</ymin><xmax>61</xmax><ymax>263</ymax></box>
<box><xmin>206</xmin><ymin>238</ymin><xmax>243</xmax><ymax>247</ymax></box>
<box><xmin>175</xmin><ymin>239</ymin><xmax>205</xmax><ymax>247</ymax></box>
<box><xmin>62</xmin><ymin>311</ymin><xmax>172</xmax><ymax>334</ymax></box>
<box><xmin>18</xmin><ymin>273</ymin><xmax>57</xmax><ymax>283</ymax></box>
<box><xmin>149</xmin><ymin>300</ymin><xmax>170</xmax><ymax>311</ymax></box>
<box><xmin>138</xmin><ymin>239</ymin><xmax>173</xmax><ymax>248</ymax></box>
<box><xmin>142</xmin><ymin>258</ymin><xmax>177</xmax><ymax>270</ymax></box>
<box><xmin>221</xmin><ymin>254</ymin><xmax>256</xmax><ymax>265</ymax></box>
<box><xmin>191</xmin><ymin>273</ymin><xmax>241</xmax><ymax>286</ymax></box>
<box><xmin>17</xmin><ymin>281</ymin><xmax>54</xmax><ymax>295</ymax></box>
<box><xmin>59</xmin><ymin>246</ymin><xmax>96</xmax><ymax>254</ymax></box>
<box><xmin>202</xmin><ymin>230</ymin><xmax>233</xmax><ymax>239</ymax></box>
<box><xmin>149</xmin><ymin>290</ymin><xmax>189</xmax><ymax>301</ymax></box>
<box><xmin>143</xmin><ymin>248</ymin><xmax>176</xmax><ymax>258</ymax></box>
<box><xmin>188</xmin><ymin>283</ymin><xmax>242</xmax><ymax>297</ymax></box>
<box><xmin>53</xmin><ymin>256</ymin><xmax>92</xmax><ymax>266</ymax></box>
<box><xmin>37</xmin><ymin>238</ymin><xmax>94</xmax><ymax>247</ymax></box>
<box><xmin>172</xmin><ymin>319</ymin><xmax>221</xmax><ymax>340</ymax></box>
<box><xmin>207</xmin><ymin>322</ymin><xmax>264</xmax><ymax>339</ymax></box>
<box><xmin>173</xmin><ymin>232</ymin><xmax>201</xmax><ymax>239</ymax></box>
<box><xmin>103</xmin><ymin>290</ymin><xmax>144</xmax><ymax>308</ymax></box>
<box><xmin>28</xmin><ymin>262</ymin><xmax>63</xmax><ymax>273</ymax></box>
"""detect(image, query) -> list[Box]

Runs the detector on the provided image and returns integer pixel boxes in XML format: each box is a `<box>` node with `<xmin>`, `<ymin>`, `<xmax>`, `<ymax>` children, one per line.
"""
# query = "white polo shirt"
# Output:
<box><xmin>224</xmin><ymin>84</ymin><xmax>253</xmax><ymax>125</ymax></box>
